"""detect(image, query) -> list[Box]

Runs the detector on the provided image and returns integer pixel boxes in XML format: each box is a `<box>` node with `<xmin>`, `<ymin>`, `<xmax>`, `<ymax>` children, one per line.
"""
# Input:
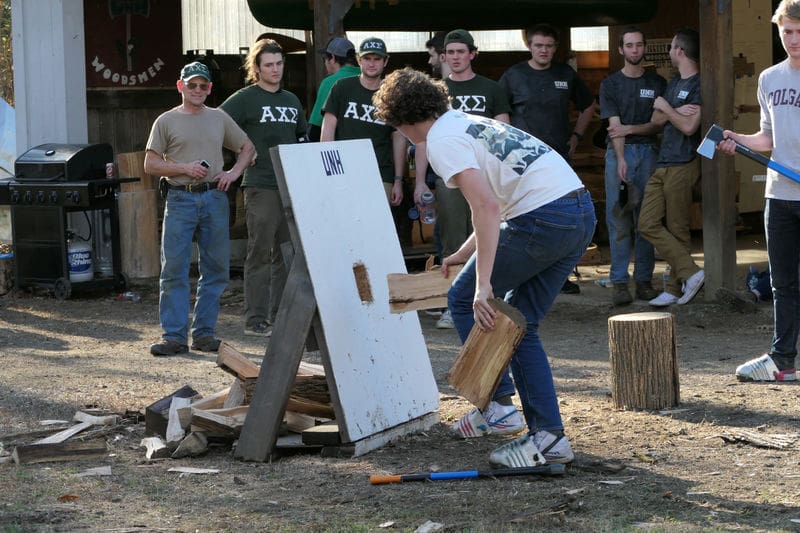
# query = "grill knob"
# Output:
<box><xmin>37</xmin><ymin>191</ymin><xmax>46</xmax><ymax>204</ymax></box>
<box><xmin>49</xmin><ymin>191</ymin><xmax>59</xmax><ymax>204</ymax></box>
<box><xmin>23</xmin><ymin>191</ymin><xmax>33</xmax><ymax>204</ymax></box>
<box><xmin>10</xmin><ymin>191</ymin><xmax>19</xmax><ymax>204</ymax></box>
<box><xmin>70</xmin><ymin>191</ymin><xmax>81</xmax><ymax>204</ymax></box>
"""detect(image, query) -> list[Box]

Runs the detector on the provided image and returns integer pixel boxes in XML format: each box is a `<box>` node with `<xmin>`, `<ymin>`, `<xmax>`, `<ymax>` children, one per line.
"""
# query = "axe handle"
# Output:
<box><xmin>734</xmin><ymin>143</ymin><xmax>800</xmax><ymax>184</ymax></box>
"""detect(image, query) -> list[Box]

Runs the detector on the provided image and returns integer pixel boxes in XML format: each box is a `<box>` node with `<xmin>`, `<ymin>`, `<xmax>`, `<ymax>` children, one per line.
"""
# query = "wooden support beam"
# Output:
<box><xmin>447</xmin><ymin>299</ymin><xmax>527</xmax><ymax>411</ymax></box>
<box><xmin>700</xmin><ymin>0</ymin><xmax>737</xmax><ymax>298</ymax></box>
<box><xmin>235</xmin><ymin>249</ymin><xmax>319</xmax><ymax>462</ymax></box>
<box><xmin>387</xmin><ymin>265</ymin><xmax>463</xmax><ymax>313</ymax></box>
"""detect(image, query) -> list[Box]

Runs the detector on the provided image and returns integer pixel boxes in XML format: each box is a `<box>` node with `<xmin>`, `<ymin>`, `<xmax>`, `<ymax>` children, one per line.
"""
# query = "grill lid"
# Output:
<box><xmin>14</xmin><ymin>143</ymin><xmax>113</xmax><ymax>182</ymax></box>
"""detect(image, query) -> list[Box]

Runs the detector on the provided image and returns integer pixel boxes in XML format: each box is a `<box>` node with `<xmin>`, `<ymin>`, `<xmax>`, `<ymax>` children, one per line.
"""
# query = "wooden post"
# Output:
<box><xmin>608</xmin><ymin>312</ymin><xmax>680</xmax><ymax>410</ymax></box>
<box><xmin>116</xmin><ymin>151</ymin><xmax>160</xmax><ymax>279</ymax></box>
<box><xmin>447</xmin><ymin>299</ymin><xmax>526</xmax><ymax>410</ymax></box>
<box><xmin>699</xmin><ymin>0</ymin><xmax>736</xmax><ymax>299</ymax></box>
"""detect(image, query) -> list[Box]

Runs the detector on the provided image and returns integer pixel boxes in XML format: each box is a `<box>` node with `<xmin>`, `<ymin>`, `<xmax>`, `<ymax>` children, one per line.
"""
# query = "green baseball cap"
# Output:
<box><xmin>359</xmin><ymin>37</ymin><xmax>388</xmax><ymax>57</ymax></box>
<box><xmin>445</xmin><ymin>29</ymin><xmax>475</xmax><ymax>49</ymax></box>
<box><xmin>180</xmin><ymin>61</ymin><xmax>211</xmax><ymax>82</ymax></box>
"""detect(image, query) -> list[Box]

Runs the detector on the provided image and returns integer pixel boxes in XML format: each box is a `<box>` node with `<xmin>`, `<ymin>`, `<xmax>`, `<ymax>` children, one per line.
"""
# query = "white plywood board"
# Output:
<box><xmin>275</xmin><ymin>140</ymin><xmax>439</xmax><ymax>442</ymax></box>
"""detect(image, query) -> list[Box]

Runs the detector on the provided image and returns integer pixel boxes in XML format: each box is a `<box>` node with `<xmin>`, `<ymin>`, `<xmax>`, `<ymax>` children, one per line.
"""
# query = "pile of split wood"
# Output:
<box><xmin>141</xmin><ymin>342</ymin><xmax>336</xmax><ymax>460</ymax></box>
<box><xmin>0</xmin><ymin>342</ymin><xmax>337</xmax><ymax>465</ymax></box>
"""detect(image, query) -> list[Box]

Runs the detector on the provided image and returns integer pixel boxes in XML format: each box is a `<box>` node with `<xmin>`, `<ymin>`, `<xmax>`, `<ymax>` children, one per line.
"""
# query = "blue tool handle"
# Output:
<box><xmin>735</xmin><ymin>143</ymin><xmax>800</xmax><ymax>184</ymax></box>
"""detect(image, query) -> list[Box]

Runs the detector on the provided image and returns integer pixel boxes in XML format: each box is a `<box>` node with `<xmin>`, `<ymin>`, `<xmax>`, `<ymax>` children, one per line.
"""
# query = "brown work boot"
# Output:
<box><xmin>612</xmin><ymin>283</ymin><xmax>633</xmax><ymax>306</ymax></box>
<box><xmin>636</xmin><ymin>281</ymin><xmax>659</xmax><ymax>301</ymax></box>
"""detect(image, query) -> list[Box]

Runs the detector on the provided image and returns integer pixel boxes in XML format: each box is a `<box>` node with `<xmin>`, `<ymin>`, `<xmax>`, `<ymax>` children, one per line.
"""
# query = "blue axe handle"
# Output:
<box><xmin>734</xmin><ymin>143</ymin><xmax>800</xmax><ymax>185</ymax></box>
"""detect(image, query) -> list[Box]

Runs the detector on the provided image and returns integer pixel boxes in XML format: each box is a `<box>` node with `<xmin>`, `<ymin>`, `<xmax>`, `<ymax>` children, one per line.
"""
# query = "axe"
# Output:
<box><xmin>696</xmin><ymin>124</ymin><xmax>800</xmax><ymax>184</ymax></box>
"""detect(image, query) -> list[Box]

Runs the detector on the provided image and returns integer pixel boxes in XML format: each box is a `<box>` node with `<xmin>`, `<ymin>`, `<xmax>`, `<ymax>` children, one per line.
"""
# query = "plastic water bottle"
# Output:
<box><xmin>594</xmin><ymin>277</ymin><xmax>611</xmax><ymax>288</ymax></box>
<box><xmin>420</xmin><ymin>191</ymin><xmax>437</xmax><ymax>224</ymax></box>
<box><xmin>118</xmin><ymin>291</ymin><xmax>142</xmax><ymax>303</ymax></box>
<box><xmin>662</xmin><ymin>266</ymin><xmax>671</xmax><ymax>288</ymax></box>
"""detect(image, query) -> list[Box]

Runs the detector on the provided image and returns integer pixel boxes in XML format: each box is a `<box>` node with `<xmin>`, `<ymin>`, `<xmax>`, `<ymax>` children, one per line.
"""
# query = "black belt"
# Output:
<box><xmin>560</xmin><ymin>187</ymin><xmax>587</xmax><ymax>199</ymax></box>
<box><xmin>167</xmin><ymin>181</ymin><xmax>215</xmax><ymax>193</ymax></box>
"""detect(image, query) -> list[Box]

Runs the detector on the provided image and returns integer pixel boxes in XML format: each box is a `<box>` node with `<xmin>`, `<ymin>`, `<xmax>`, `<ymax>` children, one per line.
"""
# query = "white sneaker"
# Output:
<box><xmin>531</xmin><ymin>430</ymin><xmax>575</xmax><ymax>464</ymax></box>
<box><xmin>649</xmin><ymin>291</ymin><xmax>679</xmax><ymax>307</ymax></box>
<box><xmin>489</xmin><ymin>435</ymin><xmax>546</xmax><ymax>468</ymax></box>
<box><xmin>451</xmin><ymin>401</ymin><xmax>525</xmax><ymax>438</ymax></box>
<box><xmin>735</xmin><ymin>354</ymin><xmax>797</xmax><ymax>382</ymax></box>
<box><xmin>436</xmin><ymin>309</ymin><xmax>455</xmax><ymax>329</ymax></box>
<box><xmin>677</xmin><ymin>269</ymin><xmax>705</xmax><ymax>305</ymax></box>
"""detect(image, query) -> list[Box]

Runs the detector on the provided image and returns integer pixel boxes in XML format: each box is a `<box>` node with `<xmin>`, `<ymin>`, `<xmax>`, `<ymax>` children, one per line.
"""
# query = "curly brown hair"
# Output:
<box><xmin>373</xmin><ymin>67</ymin><xmax>449</xmax><ymax>126</ymax></box>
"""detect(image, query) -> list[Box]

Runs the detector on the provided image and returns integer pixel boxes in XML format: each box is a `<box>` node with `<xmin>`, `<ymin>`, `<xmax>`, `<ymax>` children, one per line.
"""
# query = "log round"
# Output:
<box><xmin>608</xmin><ymin>312</ymin><xmax>679</xmax><ymax>410</ymax></box>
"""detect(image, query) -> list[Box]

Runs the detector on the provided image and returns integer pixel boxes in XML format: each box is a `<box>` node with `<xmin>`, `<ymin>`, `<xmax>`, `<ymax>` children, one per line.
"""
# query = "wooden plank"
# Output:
<box><xmin>235</xmin><ymin>249</ymin><xmax>318</xmax><ymax>462</ymax></box>
<box><xmin>73</xmin><ymin>411</ymin><xmax>119</xmax><ymax>426</ymax></box>
<box><xmin>349</xmin><ymin>412</ymin><xmax>439</xmax><ymax>458</ymax></box>
<box><xmin>301</xmin><ymin>423</ymin><xmax>341</xmax><ymax>446</ymax></box>
<box><xmin>190</xmin><ymin>409</ymin><xmax>244</xmax><ymax>437</ymax></box>
<box><xmin>33</xmin><ymin>421</ymin><xmax>93</xmax><ymax>445</ymax></box>
<box><xmin>171</xmin><ymin>432</ymin><xmax>209</xmax><ymax>459</ymax></box>
<box><xmin>447</xmin><ymin>299</ymin><xmax>527</xmax><ymax>411</ymax></box>
<box><xmin>387</xmin><ymin>265</ymin><xmax>463</xmax><ymax>313</ymax></box>
<box><xmin>216</xmin><ymin>342</ymin><xmax>260</xmax><ymax>380</ymax></box>
<box><xmin>12</xmin><ymin>440</ymin><xmax>108</xmax><ymax>464</ymax></box>
<box><xmin>189</xmin><ymin>388</ymin><xmax>230</xmax><ymax>411</ymax></box>
<box><xmin>286</xmin><ymin>396</ymin><xmax>335</xmax><ymax>418</ymax></box>
<box><xmin>700</xmin><ymin>2</ymin><xmax>737</xmax><ymax>299</ymax></box>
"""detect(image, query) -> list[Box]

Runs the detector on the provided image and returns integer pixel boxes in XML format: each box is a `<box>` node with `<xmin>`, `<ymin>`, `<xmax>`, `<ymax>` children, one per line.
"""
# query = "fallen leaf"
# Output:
<box><xmin>379</xmin><ymin>521</ymin><xmax>395</xmax><ymax>528</ymax></box>
<box><xmin>57</xmin><ymin>494</ymin><xmax>79</xmax><ymax>502</ymax></box>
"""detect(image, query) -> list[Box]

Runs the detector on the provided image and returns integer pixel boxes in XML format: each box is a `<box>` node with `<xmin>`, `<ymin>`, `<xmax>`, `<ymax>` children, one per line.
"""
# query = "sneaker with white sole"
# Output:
<box><xmin>531</xmin><ymin>430</ymin><xmax>575</xmax><ymax>464</ymax></box>
<box><xmin>677</xmin><ymin>269</ymin><xmax>705</xmax><ymax>305</ymax></box>
<box><xmin>451</xmin><ymin>401</ymin><xmax>525</xmax><ymax>438</ymax></box>
<box><xmin>735</xmin><ymin>353</ymin><xmax>797</xmax><ymax>382</ymax></box>
<box><xmin>489</xmin><ymin>434</ymin><xmax>546</xmax><ymax>468</ymax></box>
<box><xmin>436</xmin><ymin>309</ymin><xmax>455</xmax><ymax>329</ymax></box>
<box><xmin>649</xmin><ymin>291</ymin><xmax>679</xmax><ymax>307</ymax></box>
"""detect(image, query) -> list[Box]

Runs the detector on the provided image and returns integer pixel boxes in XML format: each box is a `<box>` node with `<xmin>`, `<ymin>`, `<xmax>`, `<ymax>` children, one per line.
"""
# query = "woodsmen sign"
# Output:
<box><xmin>84</xmin><ymin>0</ymin><xmax>182</xmax><ymax>88</ymax></box>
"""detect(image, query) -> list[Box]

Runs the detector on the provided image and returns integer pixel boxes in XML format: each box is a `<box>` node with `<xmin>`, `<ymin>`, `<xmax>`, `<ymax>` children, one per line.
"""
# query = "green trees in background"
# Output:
<box><xmin>0</xmin><ymin>0</ymin><xmax>12</xmax><ymax>106</ymax></box>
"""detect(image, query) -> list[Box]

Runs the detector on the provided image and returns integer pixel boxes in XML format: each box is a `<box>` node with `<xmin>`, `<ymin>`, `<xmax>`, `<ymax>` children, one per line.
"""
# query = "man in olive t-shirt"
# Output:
<box><xmin>220</xmin><ymin>38</ymin><xmax>308</xmax><ymax>338</ymax></box>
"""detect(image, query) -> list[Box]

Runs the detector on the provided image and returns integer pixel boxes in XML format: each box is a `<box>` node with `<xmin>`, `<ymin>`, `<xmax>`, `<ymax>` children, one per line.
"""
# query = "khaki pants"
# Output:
<box><xmin>638</xmin><ymin>160</ymin><xmax>701</xmax><ymax>296</ymax></box>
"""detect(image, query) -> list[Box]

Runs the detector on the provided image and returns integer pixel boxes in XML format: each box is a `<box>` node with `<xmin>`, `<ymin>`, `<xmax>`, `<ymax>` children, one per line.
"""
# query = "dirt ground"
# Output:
<box><xmin>1</xmin><ymin>233</ymin><xmax>799</xmax><ymax>533</ymax></box>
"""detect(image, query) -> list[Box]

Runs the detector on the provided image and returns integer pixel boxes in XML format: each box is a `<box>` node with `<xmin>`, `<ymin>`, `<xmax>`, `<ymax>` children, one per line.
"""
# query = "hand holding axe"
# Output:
<box><xmin>697</xmin><ymin>124</ymin><xmax>800</xmax><ymax>184</ymax></box>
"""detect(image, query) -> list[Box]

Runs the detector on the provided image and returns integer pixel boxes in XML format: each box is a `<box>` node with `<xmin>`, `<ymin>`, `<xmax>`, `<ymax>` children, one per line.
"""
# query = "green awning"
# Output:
<box><xmin>247</xmin><ymin>0</ymin><xmax>658</xmax><ymax>31</ymax></box>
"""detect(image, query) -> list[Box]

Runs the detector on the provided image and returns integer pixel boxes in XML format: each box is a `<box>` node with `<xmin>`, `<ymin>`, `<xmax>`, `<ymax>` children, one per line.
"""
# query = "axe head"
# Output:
<box><xmin>697</xmin><ymin>124</ymin><xmax>725</xmax><ymax>160</ymax></box>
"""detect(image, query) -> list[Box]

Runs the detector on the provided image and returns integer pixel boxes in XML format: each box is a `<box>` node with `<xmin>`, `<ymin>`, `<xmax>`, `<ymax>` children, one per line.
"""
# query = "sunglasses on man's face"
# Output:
<box><xmin>185</xmin><ymin>82</ymin><xmax>209</xmax><ymax>91</ymax></box>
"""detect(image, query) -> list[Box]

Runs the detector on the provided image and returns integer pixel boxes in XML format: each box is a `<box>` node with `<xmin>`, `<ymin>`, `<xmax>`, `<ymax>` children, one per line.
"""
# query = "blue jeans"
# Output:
<box><xmin>159</xmin><ymin>188</ymin><xmax>230</xmax><ymax>344</ymax></box>
<box><xmin>448</xmin><ymin>190</ymin><xmax>596</xmax><ymax>433</ymax></box>
<box><xmin>604</xmin><ymin>145</ymin><xmax>657</xmax><ymax>283</ymax></box>
<box><xmin>765</xmin><ymin>198</ymin><xmax>800</xmax><ymax>364</ymax></box>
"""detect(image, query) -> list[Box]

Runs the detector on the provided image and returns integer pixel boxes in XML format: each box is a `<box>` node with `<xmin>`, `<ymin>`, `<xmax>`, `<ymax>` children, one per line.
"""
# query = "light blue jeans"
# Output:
<box><xmin>448</xmin><ymin>190</ymin><xmax>596</xmax><ymax>433</ymax></box>
<box><xmin>604</xmin><ymin>144</ymin><xmax>658</xmax><ymax>283</ymax></box>
<box><xmin>159</xmin><ymin>188</ymin><xmax>230</xmax><ymax>344</ymax></box>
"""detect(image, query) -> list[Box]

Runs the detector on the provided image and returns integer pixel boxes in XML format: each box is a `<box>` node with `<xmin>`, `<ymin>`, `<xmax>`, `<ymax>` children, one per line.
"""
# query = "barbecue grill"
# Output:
<box><xmin>0</xmin><ymin>143</ymin><xmax>134</xmax><ymax>298</ymax></box>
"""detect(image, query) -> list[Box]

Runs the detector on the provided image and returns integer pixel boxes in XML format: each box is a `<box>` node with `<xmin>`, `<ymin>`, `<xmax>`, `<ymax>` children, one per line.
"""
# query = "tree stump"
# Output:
<box><xmin>608</xmin><ymin>312</ymin><xmax>679</xmax><ymax>410</ymax></box>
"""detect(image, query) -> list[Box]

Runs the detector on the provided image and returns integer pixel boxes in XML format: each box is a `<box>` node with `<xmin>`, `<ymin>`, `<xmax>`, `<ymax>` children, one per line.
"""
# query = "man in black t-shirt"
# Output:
<box><xmin>600</xmin><ymin>27</ymin><xmax>666</xmax><ymax>306</ymax></box>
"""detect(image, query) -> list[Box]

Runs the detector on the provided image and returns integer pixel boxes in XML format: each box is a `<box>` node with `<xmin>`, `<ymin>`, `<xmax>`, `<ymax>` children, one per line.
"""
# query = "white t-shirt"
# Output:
<box><xmin>758</xmin><ymin>59</ymin><xmax>800</xmax><ymax>201</ymax></box>
<box><xmin>425</xmin><ymin>110</ymin><xmax>583</xmax><ymax>220</ymax></box>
